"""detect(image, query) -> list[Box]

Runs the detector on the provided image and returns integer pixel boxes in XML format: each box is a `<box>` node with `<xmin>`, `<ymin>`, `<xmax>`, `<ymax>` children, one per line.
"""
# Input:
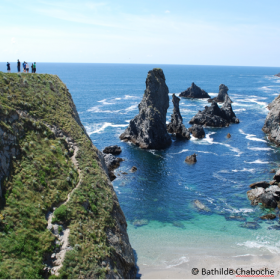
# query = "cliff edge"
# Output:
<box><xmin>0</xmin><ymin>72</ymin><xmax>136</xmax><ymax>279</ymax></box>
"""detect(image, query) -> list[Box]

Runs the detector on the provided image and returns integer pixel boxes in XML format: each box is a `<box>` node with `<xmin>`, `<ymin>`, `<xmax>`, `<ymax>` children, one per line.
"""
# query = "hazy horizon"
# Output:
<box><xmin>1</xmin><ymin>0</ymin><xmax>280</xmax><ymax>67</ymax></box>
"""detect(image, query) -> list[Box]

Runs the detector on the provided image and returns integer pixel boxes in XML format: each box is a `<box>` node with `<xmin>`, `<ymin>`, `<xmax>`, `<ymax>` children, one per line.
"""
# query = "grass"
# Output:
<box><xmin>0</xmin><ymin>72</ymin><xmax>121</xmax><ymax>279</ymax></box>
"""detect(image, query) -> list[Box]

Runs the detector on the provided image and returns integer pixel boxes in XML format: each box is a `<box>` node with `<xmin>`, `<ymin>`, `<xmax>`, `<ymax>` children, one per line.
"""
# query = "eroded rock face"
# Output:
<box><xmin>120</xmin><ymin>68</ymin><xmax>171</xmax><ymax>149</ymax></box>
<box><xmin>103</xmin><ymin>153</ymin><xmax>123</xmax><ymax>181</ymax></box>
<box><xmin>179</xmin><ymin>82</ymin><xmax>210</xmax><ymax>99</ymax></box>
<box><xmin>167</xmin><ymin>94</ymin><xmax>190</xmax><ymax>139</ymax></box>
<box><xmin>103</xmin><ymin>145</ymin><xmax>122</xmax><ymax>155</ymax></box>
<box><xmin>188</xmin><ymin>124</ymin><xmax>205</xmax><ymax>139</ymax></box>
<box><xmin>208</xmin><ymin>84</ymin><xmax>232</xmax><ymax>103</ymax></box>
<box><xmin>189</xmin><ymin>100</ymin><xmax>239</xmax><ymax>127</ymax></box>
<box><xmin>263</xmin><ymin>94</ymin><xmax>280</xmax><ymax>145</ymax></box>
<box><xmin>185</xmin><ymin>154</ymin><xmax>197</xmax><ymax>163</ymax></box>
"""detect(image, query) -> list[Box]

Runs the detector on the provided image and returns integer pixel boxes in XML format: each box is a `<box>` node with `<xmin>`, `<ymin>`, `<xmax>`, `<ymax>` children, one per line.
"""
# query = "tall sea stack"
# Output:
<box><xmin>208</xmin><ymin>84</ymin><xmax>232</xmax><ymax>103</ymax></box>
<box><xmin>167</xmin><ymin>94</ymin><xmax>190</xmax><ymax>139</ymax></box>
<box><xmin>120</xmin><ymin>68</ymin><xmax>171</xmax><ymax>149</ymax></box>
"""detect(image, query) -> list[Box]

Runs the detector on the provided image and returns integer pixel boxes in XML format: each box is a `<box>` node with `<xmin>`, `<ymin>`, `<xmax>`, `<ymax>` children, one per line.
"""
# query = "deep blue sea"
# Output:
<box><xmin>2</xmin><ymin>63</ymin><xmax>280</xmax><ymax>272</ymax></box>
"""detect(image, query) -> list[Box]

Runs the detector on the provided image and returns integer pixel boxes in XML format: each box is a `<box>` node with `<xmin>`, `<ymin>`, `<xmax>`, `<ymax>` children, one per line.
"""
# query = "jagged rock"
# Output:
<box><xmin>188</xmin><ymin>124</ymin><xmax>205</xmax><ymax>138</ymax></box>
<box><xmin>273</xmin><ymin>169</ymin><xmax>280</xmax><ymax>181</ymax></box>
<box><xmin>259</xmin><ymin>193</ymin><xmax>278</xmax><ymax>208</ymax></box>
<box><xmin>185</xmin><ymin>154</ymin><xmax>197</xmax><ymax>163</ymax></box>
<box><xmin>130</xmin><ymin>166</ymin><xmax>137</xmax><ymax>172</ymax></box>
<box><xmin>270</xmin><ymin>169</ymin><xmax>276</xmax><ymax>173</ymax></box>
<box><xmin>103</xmin><ymin>153</ymin><xmax>123</xmax><ymax>181</ymax></box>
<box><xmin>263</xmin><ymin>93</ymin><xmax>280</xmax><ymax>145</ymax></box>
<box><xmin>239</xmin><ymin>222</ymin><xmax>261</xmax><ymax>230</ymax></box>
<box><xmin>120</xmin><ymin>68</ymin><xmax>171</xmax><ymax>149</ymax></box>
<box><xmin>167</xmin><ymin>94</ymin><xmax>190</xmax><ymax>139</ymax></box>
<box><xmin>103</xmin><ymin>145</ymin><xmax>122</xmax><ymax>155</ymax></box>
<box><xmin>179</xmin><ymin>82</ymin><xmax>210</xmax><ymax>99</ymax></box>
<box><xmin>189</xmin><ymin>100</ymin><xmax>239</xmax><ymax>127</ymax></box>
<box><xmin>208</xmin><ymin>84</ymin><xmax>232</xmax><ymax>103</ymax></box>
<box><xmin>227</xmin><ymin>133</ymin><xmax>231</xmax><ymax>138</ymax></box>
<box><xmin>247</xmin><ymin>188</ymin><xmax>265</xmax><ymax>205</ymax></box>
<box><xmin>249</xmin><ymin>181</ymin><xmax>270</xmax><ymax>189</ymax></box>
<box><xmin>260</xmin><ymin>214</ymin><xmax>276</xmax><ymax>220</ymax></box>
<box><xmin>194</xmin><ymin>200</ymin><xmax>210</xmax><ymax>212</ymax></box>
<box><xmin>270</xmin><ymin>180</ymin><xmax>277</xmax><ymax>185</ymax></box>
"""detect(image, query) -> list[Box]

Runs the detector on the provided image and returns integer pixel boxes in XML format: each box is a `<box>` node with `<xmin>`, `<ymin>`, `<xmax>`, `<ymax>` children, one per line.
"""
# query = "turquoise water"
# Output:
<box><xmin>2</xmin><ymin>63</ymin><xmax>280</xmax><ymax>270</ymax></box>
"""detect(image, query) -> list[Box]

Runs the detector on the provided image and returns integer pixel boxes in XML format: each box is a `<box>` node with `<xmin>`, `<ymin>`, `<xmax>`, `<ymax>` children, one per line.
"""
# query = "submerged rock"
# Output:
<box><xmin>225</xmin><ymin>215</ymin><xmax>246</xmax><ymax>222</ymax></box>
<box><xmin>167</xmin><ymin>94</ymin><xmax>190</xmax><ymax>139</ymax></box>
<box><xmin>260</xmin><ymin>214</ymin><xmax>276</xmax><ymax>220</ymax></box>
<box><xmin>227</xmin><ymin>133</ymin><xmax>231</xmax><ymax>138</ymax></box>
<box><xmin>188</xmin><ymin>124</ymin><xmax>205</xmax><ymax>139</ymax></box>
<box><xmin>194</xmin><ymin>200</ymin><xmax>210</xmax><ymax>212</ymax></box>
<box><xmin>132</xmin><ymin>219</ymin><xmax>149</xmax><ymax>227</ymax></box>
<box><xmin>103</xmin><ymin>145</ymin><xmax>122</xmax><ymax>155</ymax></box>
<box><xmin>208</xmin><ymin>84</ymin><xmax>232</xmax><ymax>103</ymax></box>
<box><xmin>179</xmin><ymin>82</ymin><xmax>210</xmax><ymax>99</ymax></box>
<box><xmin>268</xmin><ymin>225</ymin><xmax>280</xmax><ymax>230</ymax></box>
<box><xmin>189</xmin><ymin>99</ymin><xmax>239</xmax><ymax>127</ymax></box>
<box><xmin>120</xmin><ymin>68</ymin><xmax>171</xmax><ymax>149</ymax></box>
<box><xmin>239</xmin><ymin>222</ymin><xmax>261</xmax><ymax>230</ymax></box>
<box><xmin>185</xmin><ymin>154</ymin><xmax>197</xmax><ymax>164</ymax></box>
<box><xmin>172</xmin><ymin>221</ymin><xmax>186</xmax><ymax>229</ymax></box>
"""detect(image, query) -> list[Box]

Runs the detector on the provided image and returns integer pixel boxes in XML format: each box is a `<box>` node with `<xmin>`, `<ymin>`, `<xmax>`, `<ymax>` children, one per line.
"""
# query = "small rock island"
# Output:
<box><xmin>208</xmin><ymin>84</ymin><xmax>232</xmax><ymax>103</ymax></box>
<box><xmin>120</xmin><ymin>68</ymin><xmax>171</xmax><ymax>149</ymax></box>
<box><xmin>179</xmin><ymin>82</ymin><xmax>210</xmax><ymax>98</ymax></box>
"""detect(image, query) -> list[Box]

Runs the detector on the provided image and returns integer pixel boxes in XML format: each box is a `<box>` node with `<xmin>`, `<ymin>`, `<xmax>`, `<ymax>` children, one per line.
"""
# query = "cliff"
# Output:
<box><xmin>0</xmin><ymin>72</ymin><xmax>136</xmax><ymax>279</ymax></box>
<box><xmin>263</xmin><ymin>94</ymin><xmax>280</xmax><ymax>145</ymax></box>
<box><xmin>120</xmin><ymin>68</ymin><xmax>171</xmax><ymax>149</ymax></box>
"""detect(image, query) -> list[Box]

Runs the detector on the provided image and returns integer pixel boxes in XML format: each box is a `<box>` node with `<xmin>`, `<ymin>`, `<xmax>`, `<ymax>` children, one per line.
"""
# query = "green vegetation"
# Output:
<box><xmin>0</xmin><ymin>72</ymin><xmax>118</xmax><ymax>278</ymax></box>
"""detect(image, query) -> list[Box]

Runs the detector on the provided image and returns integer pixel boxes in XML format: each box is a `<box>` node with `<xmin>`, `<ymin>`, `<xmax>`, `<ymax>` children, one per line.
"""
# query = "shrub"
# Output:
<box><xmin>54</xmin><ymin>205</ymin><xmax>67</xmax><ymax>222</ymax></box>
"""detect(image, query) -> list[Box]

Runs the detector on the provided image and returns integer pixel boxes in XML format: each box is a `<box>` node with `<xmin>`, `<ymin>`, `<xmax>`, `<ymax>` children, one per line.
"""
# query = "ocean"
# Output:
<box><xmin>2</xmin><ymin>63</ymin><xmax>280</xmax><ymax>276</ymax></box>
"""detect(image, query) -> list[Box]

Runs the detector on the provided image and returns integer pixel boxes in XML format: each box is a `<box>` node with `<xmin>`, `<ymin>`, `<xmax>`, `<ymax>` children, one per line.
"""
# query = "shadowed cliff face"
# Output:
<box><xmin>0</xmin><ymin>72</ymin><xmax>136</xmax><ymax>279</ymax></box>
<box><xmin>120</xmin><ymin>68</ymin><xmax>171</xmax><ymax>149</ymax></box>
<box><xmin>263</xmin><ymin>94</ymin><xmax>280</xmax><ymax>145</ymax></box>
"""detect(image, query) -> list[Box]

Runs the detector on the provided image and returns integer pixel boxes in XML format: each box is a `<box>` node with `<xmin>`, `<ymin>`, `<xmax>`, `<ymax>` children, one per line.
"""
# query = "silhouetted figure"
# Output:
<box><xmin>17</xmin><ymin>59</ymin><xmax>20</xmax><ymax>72</ymax></box>
<box><xmin>7</xmin><ymin>62</ymin><xmax>10</xmax><ymax>73</ymax></box>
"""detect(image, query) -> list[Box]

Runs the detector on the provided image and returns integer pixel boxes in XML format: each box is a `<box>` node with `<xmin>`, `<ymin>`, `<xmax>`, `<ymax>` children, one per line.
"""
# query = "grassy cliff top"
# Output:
<box><xmin>0</xmin><ymin>72</ymin><xmax>133</xmax><ymax>279</ymax></box>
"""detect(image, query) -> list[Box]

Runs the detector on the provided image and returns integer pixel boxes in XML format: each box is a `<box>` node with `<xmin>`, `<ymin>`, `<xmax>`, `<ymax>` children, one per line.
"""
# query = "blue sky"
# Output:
<box><xmin>1</xmin><ymin>0</ymin><xmax>280</xmax><ymax>66</ymax></box>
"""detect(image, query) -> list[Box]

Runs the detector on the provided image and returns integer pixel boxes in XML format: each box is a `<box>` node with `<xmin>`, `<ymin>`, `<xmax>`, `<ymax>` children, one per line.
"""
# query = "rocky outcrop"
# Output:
<box><xmin>260</xmin><ymin>213</ymin><xmax>276</xmax><ymax>220</ymax></box>
<box><xmin>103</xmin><ymin>145</ymin><xmax>122</xmax><ymax>155</ymax></box>
<box><xmin>188</xmin><ymin>124</ymin><xmax>205</xmax><ymax>138</ymax></box>
<box><xmin>247</xmin><ymin>184</ymin><xmax>280</xmax><ymax>208</ymax></box>
<box><xmin>185</xmin><ymin>154</ymin><xmax>197</xmax><ymax>163</ymax></box>
<box><xmin>120</xmin><ymin>68</ymin><xmax>171</xmax><ymax>149</ymax></box>
<box><xmin>275</xmin><ymin>73</ymin><xmax>280</xmax><ymax>77</ymax></box>
<box><xmin>263</xmin><ymin>94</ymin><xmax>280</xmax><ymax>145</ymax></box>
<box><xmin>103</xmin><ymin>153</ymin><xmax>123</xmax><ymax>181</ymax></box>
<box><xmin>189</xmin><ymin>99</ymin><xmax>239</xmax><ymax>127</ymax></box>
<box><xmin>166</xmin><ymin>94</ymin><xmax>190</xmax><ymax>139</ymax></box>
<box><xmin>249</xmin><ymin>181</ymin><xmax>270</xmax><ymax>189</ymax></box>
<box><xmin>208</xmin><ymin>84</ymin><xmax>232</xmax><ymax>103</ymax></box>
<box><xmin>179</xmin><ymin>82</ymin><xmax>210</xmax><ymax>99</ymax></box>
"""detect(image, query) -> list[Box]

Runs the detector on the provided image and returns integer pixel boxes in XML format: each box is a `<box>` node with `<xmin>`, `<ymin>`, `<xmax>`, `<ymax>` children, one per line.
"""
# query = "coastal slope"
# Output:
<box><xmin>0</xmin><ymin>72</ymin><xmax>136</xmax><ymax>279</ymax></box>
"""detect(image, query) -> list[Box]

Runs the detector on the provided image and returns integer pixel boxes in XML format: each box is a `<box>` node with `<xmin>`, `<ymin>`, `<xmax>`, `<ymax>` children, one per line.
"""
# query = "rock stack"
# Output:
<box><xmin>189</xmin><ymin>97</ymin><xmax>239</xmax><ymax>127</ymax></box>
<box><xmin>167</xmin><ymin>94</ymin><xmax>190</xmax><ymax>139</ymax></box>
<box><xmin>208</xmin><ymin>84</ymin><xmax>232</xmax><ymax>103</ymax></box>
<box><xmin>120</xmin><ymin>68</ymin><xmax>171</xmax><ymax>149</ymax></box>
<box><xmin>179</xmin><ymin>82</ymin><xmax>210</xmax><ymax>99</ymax></box>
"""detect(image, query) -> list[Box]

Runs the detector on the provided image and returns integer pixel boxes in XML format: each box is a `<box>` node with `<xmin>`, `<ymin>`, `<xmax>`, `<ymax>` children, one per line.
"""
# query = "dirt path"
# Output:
<box><xmin>46</xmin><ymin>145</ymin><xmax>82</xmax><ymax>276</ymax></box>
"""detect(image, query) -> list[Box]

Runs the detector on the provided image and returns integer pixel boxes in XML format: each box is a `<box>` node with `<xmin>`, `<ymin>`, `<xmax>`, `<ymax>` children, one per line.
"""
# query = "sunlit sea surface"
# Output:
<box><xmin>2</xmin><ymin>63</ymin><xmax>280</xmax><ymax>272</ymax></box>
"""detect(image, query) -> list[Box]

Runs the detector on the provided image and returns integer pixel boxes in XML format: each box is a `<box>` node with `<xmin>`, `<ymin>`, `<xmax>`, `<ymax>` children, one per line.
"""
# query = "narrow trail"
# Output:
<box><xmin>46</xmin><ymin>145</ymin><xmax>82</xmax><ymax>275</ymax></box>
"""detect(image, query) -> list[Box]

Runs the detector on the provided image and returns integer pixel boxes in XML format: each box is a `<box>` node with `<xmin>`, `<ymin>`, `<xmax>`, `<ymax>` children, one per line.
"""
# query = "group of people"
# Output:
<box><xmin>6</xmin><ymin>60</ymin><xmax>37</xmax><ymax>73</ymax></box>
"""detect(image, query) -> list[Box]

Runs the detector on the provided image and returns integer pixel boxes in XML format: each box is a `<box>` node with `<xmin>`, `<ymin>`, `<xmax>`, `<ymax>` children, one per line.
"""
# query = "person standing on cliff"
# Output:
<box><xmin>33</xmin><ymin>62</ymin><xmax>36</xmax><ymax>73</ymax></box>
<box><xmin>26</xmin><ymin>62</ymin><xmax>29</xmax><ymax>73</ymax></box>
<box><xmin>22</xmin><ymin>61</ymin><xmax>26</xmax><ymax>73</ymax></box>
<box><xmin>17</xmin><ymin>59</ymin><xmax>20</xmax><ymax>72</ymax></box>
<box><xmin>7</xmin><ymin>62</ymin><xmax>11</xmax><ymax>73</ymax></box>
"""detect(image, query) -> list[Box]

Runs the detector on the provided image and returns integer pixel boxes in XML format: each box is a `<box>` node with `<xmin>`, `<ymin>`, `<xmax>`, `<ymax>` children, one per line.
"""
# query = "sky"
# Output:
<box><xmin>0</xmin><ymin>0</ymin><xmax>280</xmax><ymax>66</ymax></box>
